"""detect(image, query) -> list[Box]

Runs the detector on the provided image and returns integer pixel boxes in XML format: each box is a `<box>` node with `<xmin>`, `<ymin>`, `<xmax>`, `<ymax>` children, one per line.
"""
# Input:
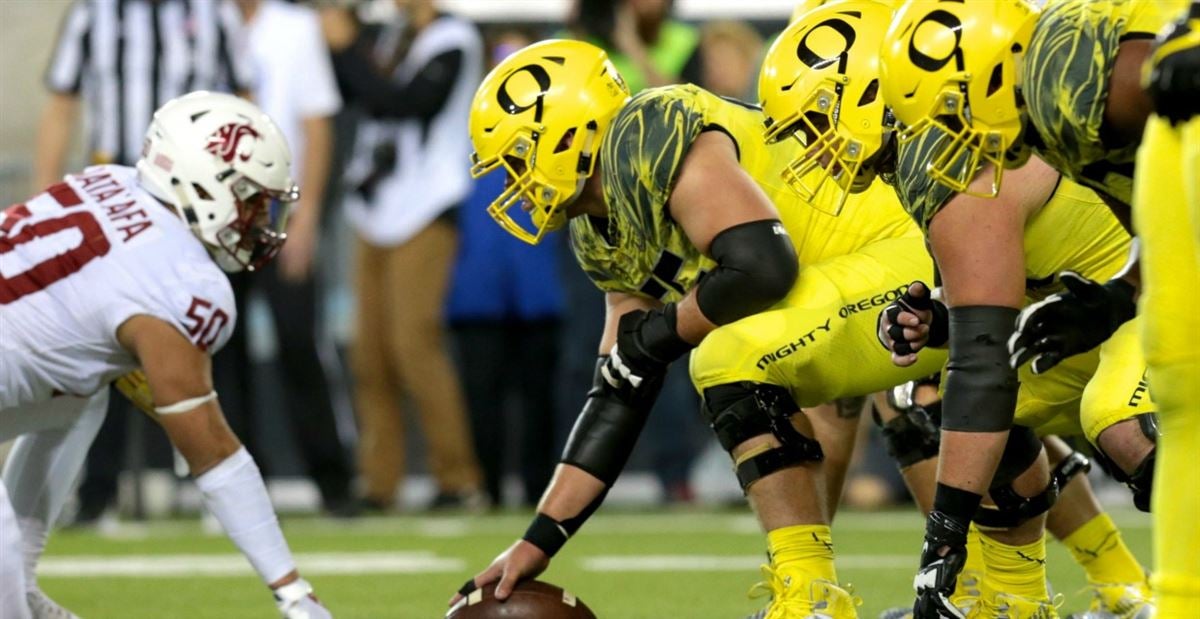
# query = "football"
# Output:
<box><xmin>447</xmin><ymin>580</ymin><xmax>598</xmax><ymax>618</ymax></box>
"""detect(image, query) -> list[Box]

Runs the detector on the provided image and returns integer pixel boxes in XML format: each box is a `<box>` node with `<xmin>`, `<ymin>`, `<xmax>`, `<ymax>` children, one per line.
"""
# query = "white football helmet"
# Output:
<box><xmin>137</xmin><ymin>91</ymin><xmax>298</xmax><ymax>272</ymax></box>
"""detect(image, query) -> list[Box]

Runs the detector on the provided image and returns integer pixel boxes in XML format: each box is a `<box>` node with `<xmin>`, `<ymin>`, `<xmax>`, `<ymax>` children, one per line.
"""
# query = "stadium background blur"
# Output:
<box><xmin>0</xmin><ymin>1</ymin><xmax>1152</xmax><ymax>617</ymax></box>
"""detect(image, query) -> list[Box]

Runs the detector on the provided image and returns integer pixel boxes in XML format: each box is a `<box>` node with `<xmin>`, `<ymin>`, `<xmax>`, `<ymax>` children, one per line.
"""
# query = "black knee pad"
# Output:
<box><xmin>702</xmin><ymin>382</ymin><xmax>824</xmax><ymax>491</ymax></box>
<box><xmin>1127</xmin><ymin>450</ymin><xmax>1155</xmax><ymax>512</ymax></box>
<box><xmin>974</xmin><ymin>426</ymin><xmax>1056</xmax><ymax>529</ymax></box>
<box><xmin>1093</xmin><ymin>413</ymin><xmax>1157</xmax><ymax>512</ymax></box>
<box><xmin>991</xmin><ymin>425</ymin><xmax>1041</xmax><ymax>489</ymax></box>
<box><xmin>878</xmin><ymin>405</ymin><xmax>941</xmax><ymax>468</ymax></box>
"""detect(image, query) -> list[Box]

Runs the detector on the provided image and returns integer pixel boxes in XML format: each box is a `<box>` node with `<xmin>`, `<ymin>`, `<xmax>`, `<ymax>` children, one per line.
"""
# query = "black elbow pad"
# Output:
<box><xmin>941</xmin><ymin>306</ymin><xmax>1021</xmax><ymax>433</ymax></box>
<box><xmin>697</xmin><ymin>219</ymin><xmax>799</xmax><ymax>325</ymax></box>
<box><xmin>560</xmin><ymin>358</ymin><xmax>662</xmax><ymax>486</ymax></box>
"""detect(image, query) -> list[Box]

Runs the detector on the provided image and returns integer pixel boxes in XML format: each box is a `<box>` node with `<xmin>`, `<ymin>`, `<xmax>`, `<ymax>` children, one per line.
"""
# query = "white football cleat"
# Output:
<box><xmin>274</xmin><ymin>578</ymin><xmax>332</xmax><ymax>619</ymax></box>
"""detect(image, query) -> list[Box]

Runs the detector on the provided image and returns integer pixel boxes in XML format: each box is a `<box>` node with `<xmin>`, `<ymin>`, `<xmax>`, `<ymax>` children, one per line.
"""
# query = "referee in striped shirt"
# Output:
<box><xmin>33</xmin><ymin>0</ymin><xmax>252</xmax><ymax>189</ymax></box>
<box><xmin>32</xmin><ymin>0</ymin><xmax>252</xmax><ymax>526</ymax></box>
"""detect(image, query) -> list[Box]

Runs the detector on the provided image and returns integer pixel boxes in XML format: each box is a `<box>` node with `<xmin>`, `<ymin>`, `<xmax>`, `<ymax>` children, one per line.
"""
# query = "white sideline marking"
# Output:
<box><xmin>39</xmin><ymin>552</ymin><xmax>464</xmax><ymax>578</ymax></box>
<box><xmin>582</xmin><ymin>554</ymin><xmax>914</xmax><ymax>572</ymax></box>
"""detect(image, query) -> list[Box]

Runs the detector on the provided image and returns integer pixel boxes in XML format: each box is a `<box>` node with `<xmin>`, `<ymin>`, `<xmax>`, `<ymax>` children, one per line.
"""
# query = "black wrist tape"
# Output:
<box><xmin>523</xmin><ymin>513</ymin><xmax>570</xmax><ymax>557</ymax></box>
<box><xmin>934</xmin><ymin>482</ymin><xmax>984</xmax><ymax>524</ymax></box>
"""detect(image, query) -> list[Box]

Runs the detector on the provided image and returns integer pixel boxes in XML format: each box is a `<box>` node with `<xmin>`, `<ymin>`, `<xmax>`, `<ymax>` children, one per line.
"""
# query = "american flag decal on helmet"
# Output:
<box><xmin>205</xmin><ymin>123</ymin><xmax>259</xmax><ymax>163</ymax></box>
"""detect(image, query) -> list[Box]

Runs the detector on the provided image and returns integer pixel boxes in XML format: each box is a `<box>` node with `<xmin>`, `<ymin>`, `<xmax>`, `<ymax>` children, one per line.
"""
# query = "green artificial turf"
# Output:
<box><xmin>37</xmin><ymin>508</ymin><xmax>1152</xmax><ymax>618</ymax></box>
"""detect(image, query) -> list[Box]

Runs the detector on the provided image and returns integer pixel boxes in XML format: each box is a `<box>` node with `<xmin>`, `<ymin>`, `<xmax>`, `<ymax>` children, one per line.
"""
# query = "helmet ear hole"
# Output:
<box><xmin>986</xmin><ymin>64</ymin><xmax>1004</xmax><ymax>97</ymax></box>
<box><xmin>192</xmin><ymin>183</ymin><xmax>214</xmax><ymax>201</ymax></box>
<box><xmin>858</xmin><ymin>79</ymin><xmax>879</xmax><ymax>107</ymax></box>
<box><xmin>553</xmin><ymin>128</ymin><xmax>576</xmax><ymax>154</ymax></box>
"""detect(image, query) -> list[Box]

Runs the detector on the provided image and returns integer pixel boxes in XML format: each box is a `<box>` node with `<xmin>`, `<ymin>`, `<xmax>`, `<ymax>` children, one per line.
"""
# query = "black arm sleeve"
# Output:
<box><xmin>941</xmin><ymin>306</ymin><xmax>1021</xmax><ymax>432</ymax></box>
<box><xmin>332</xmin><ymin>43</ymin><xmax>463</xmax><ymax>121</ymax></box>
<box><xmin>560</xmin><ymin>357</ymin><xmax>664</xmax><ymax>486</ymax></box>
<box><xmin>695</xmin><ymin>219</ymin><xmax>799</xmax><ymax>325</ymax></box>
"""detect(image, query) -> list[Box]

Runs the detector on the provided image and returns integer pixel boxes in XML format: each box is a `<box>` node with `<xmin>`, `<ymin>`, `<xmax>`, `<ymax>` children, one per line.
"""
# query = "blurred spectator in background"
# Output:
<box><xmin>698</xmin><ymin>20</ymin><xmax>764</xmax><ymax>100</ymax></box>
<box><xmin>567</xmin><ymin>0</ymin><xmax>702</xmax><ymax>93</ymax></box>
<box><xmin>321</xmin><ymin>0</ymin><xmax>485</xmax><ymax>511</ymax></box>
<box><xmin>560</xmin><ymin>0</ymin><xmax>707</xmax><ymax>503</ymax></box>
<box><xmin>228</xmin><ymin>0</ymin><xmax>357</xmax><ymax>517</ymax></box>
<box><xmin>34</xmin><ymin>0</ymin><xmax>252</xmax><ymax>525</ymax></box>
<box><xmin>446</xmin><ymin>28</ymin><xmax>564</xmax><ymax>509</ymax></box>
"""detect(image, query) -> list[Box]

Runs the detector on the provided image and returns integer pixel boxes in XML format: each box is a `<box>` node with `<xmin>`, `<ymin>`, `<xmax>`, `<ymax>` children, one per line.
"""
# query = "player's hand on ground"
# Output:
<box><xmin>877</xmin><ymin>281</ymin><xmax>946</xmax><ymax>367</ymax></box>
<box><xmin>274</xmin><ymin>578</ymin><xmax>332</xmax><ymax>619</ymax></box>
<box><xmin>449</xmin><ymin>540</ymin><xmax>550</xmax><ymax>607</ymax></box>
<box><xmin>1008</xmin><ymin>271</ymin><xmax>1136</xmax><ymax>374</ymax></box>
<box><xmin>1144</xmin><ymin>4</ymin><xmax>1200</xmax><ymax>125</ymax></box>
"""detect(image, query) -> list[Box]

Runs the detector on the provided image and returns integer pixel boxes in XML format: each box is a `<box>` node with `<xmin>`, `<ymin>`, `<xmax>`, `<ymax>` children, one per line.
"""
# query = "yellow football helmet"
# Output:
<box><xmin>879</xmin><ymin>0</ymin><xmax>1040</xmax><ymax>197</ymax></box>
<box><xmin>762</xmin><ymin>0</ymin><xmax>897</xmax><ymax>214</ymax></box>
<box><xmin>468</xmin><ymin>39</ymin><xmax>631</xmax><ymax>245</ymax></box>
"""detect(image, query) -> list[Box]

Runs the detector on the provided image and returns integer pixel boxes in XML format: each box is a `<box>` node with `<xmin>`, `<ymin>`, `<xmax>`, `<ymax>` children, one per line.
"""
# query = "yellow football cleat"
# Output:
<box><xmin>971</xmin><ymin>592</ymin><xmax>1062</xmax><ymax>619</ymax></box>
<box><xmin>1075</xmin><ymin>581</ymin><xmax>1154</xmax><ymax>619</ymax></box>
<box><xmin>951</xmin><ymin>569</ymin><xmax>984</xmax><ymax>615</ymax></box>
<box><xmin>747</xmin><ymin>565</ymin><xmax>861</xmax><ymax>619</ymax></box>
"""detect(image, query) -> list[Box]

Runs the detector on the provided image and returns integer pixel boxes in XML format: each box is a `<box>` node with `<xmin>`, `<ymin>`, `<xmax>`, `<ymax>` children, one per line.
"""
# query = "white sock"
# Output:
<box><xmin>194</xmin><ymin>448</ymin><xmax>296</xmax><ymax>585</ymax></box>
<box><xmin>0</xmin><ymin>485</ymin><xmax>32</xmax><ymax>619</ymax></box>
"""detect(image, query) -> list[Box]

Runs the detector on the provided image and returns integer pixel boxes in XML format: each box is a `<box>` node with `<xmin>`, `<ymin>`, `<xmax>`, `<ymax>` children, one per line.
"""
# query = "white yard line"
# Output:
<box><xmin>40</xmin><ymin>552</ymin><xmax>913</xmax><ymax>578</ymax></box>
<box><xmin>39</xmin><ymin>552</ymin><xmax>464</xmax><ymax>577</ymax></box>
<box><xmin>581</xmin><ymin>555</ymin><xmax>914</xmax><ymax>572</ymax></box>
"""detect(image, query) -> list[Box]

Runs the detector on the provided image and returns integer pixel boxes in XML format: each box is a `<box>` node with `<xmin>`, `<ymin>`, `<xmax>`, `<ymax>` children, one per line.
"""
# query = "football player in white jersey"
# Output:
<box><xmin>0</xmin><ymin>92</ymin><xmax>331</xmax><ymax>619</ymax></box>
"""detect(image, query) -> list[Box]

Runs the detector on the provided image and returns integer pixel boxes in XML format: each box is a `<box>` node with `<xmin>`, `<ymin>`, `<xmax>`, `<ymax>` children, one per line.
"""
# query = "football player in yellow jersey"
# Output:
<box><xmin>877</xmin><ymin>0</ymin><xmax>1184</xmax><ymax>373</ymax></box>
<box><xmin>448</xmin><ymin>38</ymin><xmax>951</xmax><ymax>618</ymax></box>
<box><xmin>1135</xmin><ymin>4</ymin><xmax>1200</xmax><ymax>617</ymax></box>
<box><xmin>760</xmin><ymin>2</ymin><xmax>1159</xmax><ymax>617</ymax></box>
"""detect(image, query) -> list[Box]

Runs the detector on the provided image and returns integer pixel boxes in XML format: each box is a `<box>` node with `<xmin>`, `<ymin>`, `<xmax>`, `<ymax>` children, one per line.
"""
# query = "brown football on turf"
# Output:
<box><xmin>447</xmin><ymin>580</ymin><xmax>597</xmax><ymax>618</ymax></box>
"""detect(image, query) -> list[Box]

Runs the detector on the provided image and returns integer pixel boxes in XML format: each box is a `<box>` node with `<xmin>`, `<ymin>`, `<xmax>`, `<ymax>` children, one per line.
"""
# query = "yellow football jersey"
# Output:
<box><xmin>569</xmin><ymin>84</ymin><xmax>915</xmax><ymax>302</ymax></box>
<box><xmin>1022</xmin><ymin>0</ymin><xmax>1184</xmax><ymax>206</ymax></box>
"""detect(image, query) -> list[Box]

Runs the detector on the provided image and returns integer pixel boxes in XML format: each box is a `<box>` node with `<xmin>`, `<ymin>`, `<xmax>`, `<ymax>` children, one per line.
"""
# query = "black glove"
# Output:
<box><xmin>1008</xmin><ymin>272</ymin><xmax>1136</xmax><ymax>374</ymax></box>
<box><xmin>1145</xmin><ymin>3</ymin><xmax>1200</xmax><ymax>125</ymax></box>
<box><xmin>601</xmin><ymin>305</ymin><xmax>693</xmax><ymax>399</ymax></box>
<box><xmin>912</xmin><ymin>510</ymin><xmax>971</xmax><ymax>619</ymax></box>
<box><xmin>877</xmin><ymin>281</ymin><xmax>949</xmax><ymax>356</ymax></box>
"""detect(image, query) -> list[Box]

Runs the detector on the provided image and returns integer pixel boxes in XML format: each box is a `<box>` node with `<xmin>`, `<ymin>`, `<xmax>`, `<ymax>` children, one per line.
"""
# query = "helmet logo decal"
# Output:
<box><xmin>907</xmin><ymin>9</ymin><xmax>965</xmax><ymax>72</ymax></box>
<box><xmin>798</xmin><ymin>15</ymin><xmax>857</xmax><ymax>74</ymax></box>
<box><xmin>205</xmin><ymin>123</ymin><xmax>260</xmax><ymax>163</ymax></box>
<box><xmin>497</xmin><ymin>59</ymin><xmax>560</xmax><ymax>123</ymax></box>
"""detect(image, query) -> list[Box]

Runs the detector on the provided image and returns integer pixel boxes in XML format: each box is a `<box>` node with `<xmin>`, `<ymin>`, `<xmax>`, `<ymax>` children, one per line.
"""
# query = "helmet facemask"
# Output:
<box><xmin>770</xmin><ymin>79</ymin><xmax>881</xmax><ymax>216</ymax></box>
<box><xmin>212</xmin><ymin>176</ymin><xmax>297</xmax><ymax>272</ymax></box>
<box><xmin>471</xmin><ymin>120</ymin><xmax>599</xmax><ymax>245</ymax></box>
<box><xmin>895</xmin><ymin>78</ymin><xmax>1011</xmax><ymax>198</ymax></box>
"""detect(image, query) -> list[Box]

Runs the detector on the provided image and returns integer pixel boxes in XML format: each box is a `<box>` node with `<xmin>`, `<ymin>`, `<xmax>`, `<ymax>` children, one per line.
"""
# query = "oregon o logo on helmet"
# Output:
<box><xmin>497</xmin><ymin>63</ymin><xmax>553</xmax><ymax>123</ymax></box>
<box><xmin>798</xmin><ymin>17</ymin><xmax>857</xmax><ymax>74</ymax></box>
<box><xmin>907</xmin><ymin>9</ymin><xmax>965</xmax><ymax>72</ymax></box>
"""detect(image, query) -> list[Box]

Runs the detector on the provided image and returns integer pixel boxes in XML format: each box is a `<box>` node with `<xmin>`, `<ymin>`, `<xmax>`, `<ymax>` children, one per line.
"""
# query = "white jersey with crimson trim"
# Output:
<box><xmin>0</xmin><ymin>165</ymin><xmax>235</xmax><ymax>409</ymax></box>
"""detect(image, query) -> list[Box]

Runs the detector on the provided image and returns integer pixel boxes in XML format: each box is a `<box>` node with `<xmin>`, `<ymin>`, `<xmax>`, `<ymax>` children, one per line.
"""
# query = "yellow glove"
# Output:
<box><xmin>113</xmin><ymin>370</ymin><xmax>156</xmax><ymax>417</ymax></box>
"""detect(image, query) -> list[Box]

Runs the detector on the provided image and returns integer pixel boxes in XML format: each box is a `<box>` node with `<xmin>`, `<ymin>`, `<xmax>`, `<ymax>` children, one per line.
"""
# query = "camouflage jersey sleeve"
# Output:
<box><xmin>891</xmin><ymin>128</ymin><xmax>962</xmax><ymax>234</ymax></box>
<box><xmin>1022</xmin><ymin>0</ymin><xmax>1182</xmax><ymax>206</ymax></box>
<box><xmin>569</xmin><ymin>85</ymin><xmax>716</xmax><ymax>302</ymax></box>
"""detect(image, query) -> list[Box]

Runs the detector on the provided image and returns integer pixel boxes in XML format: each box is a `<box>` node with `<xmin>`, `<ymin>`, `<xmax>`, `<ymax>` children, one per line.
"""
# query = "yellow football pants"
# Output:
<box><xmin>1015</xmin><ymin>318</ymin><xmax>1154</xmax><ymax>445</ymax></box>
<box><xmin>1135</xmin><ymin>115</ymin><xmax>1200</xmax><ymax>618</ymax></box>
<box><xmin>689</xmin><ymin>234</ymin><xmax>946</xmax><ymax>405</ymax></box>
